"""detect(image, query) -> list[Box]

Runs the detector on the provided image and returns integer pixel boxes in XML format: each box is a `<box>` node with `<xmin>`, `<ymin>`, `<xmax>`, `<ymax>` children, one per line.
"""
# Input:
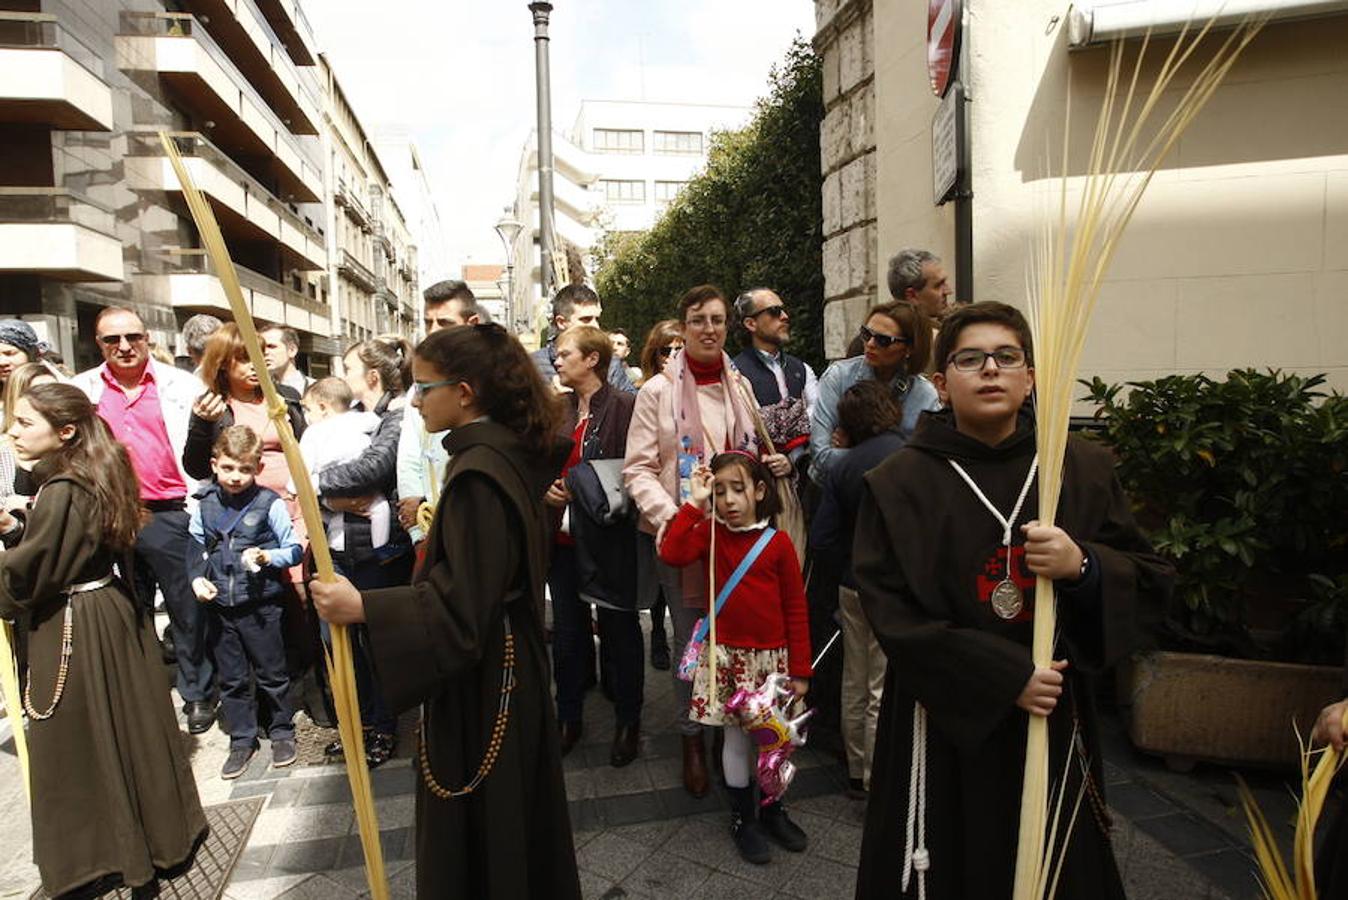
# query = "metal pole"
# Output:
<box><xmin>504</xmin><ymin>263</ymin><xmax>516</xmax><ymax>331</ymax></box>
<box><xmin>530</xmin><ymin>2</ymin><xmax>556</xmax><ymax>307</ymax></box>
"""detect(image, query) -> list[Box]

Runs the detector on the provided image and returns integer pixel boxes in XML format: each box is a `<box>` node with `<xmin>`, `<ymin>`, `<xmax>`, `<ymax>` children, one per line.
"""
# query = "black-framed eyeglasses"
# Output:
<box><xmin>411</xmin><ymin>378</ymin><xmax>462</xmax><ymax>400</ymax></box>
<box><xmin>658</xmin><ymin>345</ymin><xmax>681</xmax><ymax>358</ymax></box>
<box><xmin>859</xmin><ymin>325</ymin><xmax>910</xmax><ymax>350</ymax></box>
<box><xmin>947</xmin><ymin>346</ymin><xmax>1028</xmax><ymax>372</ymax></box>
<box><xmin>752</xmin><ymin>305</ymin><xmax>788</xmax><ymax>320</ymax></box>
<box><xmin>98</xmin><ymin>332</ymin><xmax>147</xmax><ymax>347</ymax></box>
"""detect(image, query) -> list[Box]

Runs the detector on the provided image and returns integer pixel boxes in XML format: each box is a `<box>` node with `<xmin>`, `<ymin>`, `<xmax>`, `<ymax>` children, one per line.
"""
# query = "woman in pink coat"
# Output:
<box><xmin>622</xmin><ymin>284</ymin><xmax>793</xmax><ymax>797</ymax></box>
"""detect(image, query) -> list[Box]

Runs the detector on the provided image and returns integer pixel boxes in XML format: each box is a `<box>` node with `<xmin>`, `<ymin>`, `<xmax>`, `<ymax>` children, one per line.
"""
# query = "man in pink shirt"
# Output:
<box><xmin>71</xmin><ymin>307</ymin><xmax>216</xmax><ymax>734</ymax></box>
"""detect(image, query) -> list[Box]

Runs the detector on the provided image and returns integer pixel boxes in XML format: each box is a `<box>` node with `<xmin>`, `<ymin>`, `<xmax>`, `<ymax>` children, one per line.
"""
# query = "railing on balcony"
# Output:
<box><xmin>128</xmin><ymin>131</ymin><xmax>325</xmax><ymax>248</ymax></box>
<box><xmin>0</xmin><ymin>186</ymin><xmax>117</xmax><ymax>234</ymax></box>
<box><xmin>119</xmin><ymin>12</ymin><xmax>322</xmax><ymax>177</ymax></box>
<box><xmin>339</xmin><ymin>247</ymin><xmax>376</xmax><ymax>292</ymax></box>
<box><xmin>196</xmin><ymin>0</ymin><xmax>323</xmax><ymax>127</ymax></box>
<box><xmin>0</xmin><ymin>11</ymin><xmax>104</xmax><ymax>79</ymax></box>
<box><xmin>161</xmin><ymin>248</ymin><xmax>329</xmax><ymax>318</ymax></box>
<box><xmin>335</xmin><ymin>178</ymin><xmax>371</xmax><ymax>231</ymax></box>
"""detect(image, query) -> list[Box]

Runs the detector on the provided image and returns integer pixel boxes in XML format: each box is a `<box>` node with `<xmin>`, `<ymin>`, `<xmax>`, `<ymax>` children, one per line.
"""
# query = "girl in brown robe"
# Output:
<box><xmin>312</xmin><ymin>324</ymin><xmax>581</xmax><ymax>900</ymax></box>
<box><xmin>0</xmin><ymin>383</ymin><xmax>206</xmax><ymax>898</ymax></box>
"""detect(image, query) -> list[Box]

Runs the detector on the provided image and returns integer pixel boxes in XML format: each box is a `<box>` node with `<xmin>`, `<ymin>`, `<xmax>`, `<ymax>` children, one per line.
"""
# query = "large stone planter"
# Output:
<box><xmin>1121</xmin><ymin>650</ymin><xmax>1344</xmax><ymax>770</ymax></box>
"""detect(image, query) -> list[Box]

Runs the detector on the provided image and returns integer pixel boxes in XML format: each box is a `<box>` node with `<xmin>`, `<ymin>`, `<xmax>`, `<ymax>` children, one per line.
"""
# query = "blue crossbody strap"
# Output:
<box><xmin>690</xmin><ymin>526</ymin><xmax>777</xmax><ymax>646</ymax></box>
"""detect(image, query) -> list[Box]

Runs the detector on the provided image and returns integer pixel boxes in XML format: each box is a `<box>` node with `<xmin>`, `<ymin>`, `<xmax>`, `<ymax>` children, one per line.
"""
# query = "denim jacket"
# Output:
<box><xmin>807</xmin><ymin>356</ymin><xmax>941</xmax><ymax>485</ymax></box>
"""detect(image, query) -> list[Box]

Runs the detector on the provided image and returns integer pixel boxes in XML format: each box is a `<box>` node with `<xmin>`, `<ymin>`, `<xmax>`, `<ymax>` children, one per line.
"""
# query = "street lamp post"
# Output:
<box><xmin>529</xmin><ymin>2</ymin><xmax>557</xmax><ymax>303</ymax></box>
<box><xmin>494</xmin><ymin>206</ymin><xmax>523</xmax><ymax>332</ymax></box>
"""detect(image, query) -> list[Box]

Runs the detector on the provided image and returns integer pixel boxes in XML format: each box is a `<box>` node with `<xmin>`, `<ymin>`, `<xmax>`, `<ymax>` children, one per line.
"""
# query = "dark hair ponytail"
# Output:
<box><xmin>345</xmin><ymin>334</ymin><xmax>413</xmax><ymax>394</ymax></box>
<box><xmin>415</xmin><ymin>324</ymin><xmax>561</xmax><ymax>455</ymax></box>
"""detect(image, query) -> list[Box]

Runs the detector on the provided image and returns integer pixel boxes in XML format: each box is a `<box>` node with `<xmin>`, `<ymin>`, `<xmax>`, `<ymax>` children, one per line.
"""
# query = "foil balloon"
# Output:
<box><xmin>724</xmin><ymin>673</ymin><xmax>815</xmax><ymax>806</ymax></box>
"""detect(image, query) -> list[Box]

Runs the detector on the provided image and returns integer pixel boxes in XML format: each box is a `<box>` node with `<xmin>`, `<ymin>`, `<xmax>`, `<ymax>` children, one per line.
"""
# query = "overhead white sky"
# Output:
<box><xmin>305</xmin><ymin>1</ymin><xmax>816</xmax><ymax>276</ymax></box>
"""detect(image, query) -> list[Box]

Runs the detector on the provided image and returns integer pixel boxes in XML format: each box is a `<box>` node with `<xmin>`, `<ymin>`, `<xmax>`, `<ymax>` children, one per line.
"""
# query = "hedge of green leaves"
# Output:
<box><xmin>594</xmin><ymin>38</ymin><xmax>824</xmax><ymax>372</ymax></box>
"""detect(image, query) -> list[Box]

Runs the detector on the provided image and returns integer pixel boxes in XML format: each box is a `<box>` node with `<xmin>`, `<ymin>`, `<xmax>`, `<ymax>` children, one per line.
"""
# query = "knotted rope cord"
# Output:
<box><xmin>902</xmin><ymin>701</ymin><xmax>930</xmax><ymax>899</ymax></box>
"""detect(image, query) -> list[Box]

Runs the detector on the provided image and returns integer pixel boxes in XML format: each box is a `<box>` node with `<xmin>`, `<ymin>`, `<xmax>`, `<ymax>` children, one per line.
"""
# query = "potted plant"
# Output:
<box><xmin>1082</xmin><ymin>370</ymin><xmax>1348</xmax><ymax>769</ymax></box>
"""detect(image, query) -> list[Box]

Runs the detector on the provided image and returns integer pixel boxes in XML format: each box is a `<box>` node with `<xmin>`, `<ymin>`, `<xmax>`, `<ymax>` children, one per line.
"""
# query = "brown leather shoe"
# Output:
<box><xmin>682</xmin><ymin>732</ymin><xmax>710</xmax><ymax>797</ymax></box>
<box><xmin>559</xmin><ymin>720</ymin><xmax>583</xmax><ymax>758</ymax></box>
<box><xmin>610</xmin><ymin>722</ymin><xmax>640</xmax><ymax>768</ymax></box>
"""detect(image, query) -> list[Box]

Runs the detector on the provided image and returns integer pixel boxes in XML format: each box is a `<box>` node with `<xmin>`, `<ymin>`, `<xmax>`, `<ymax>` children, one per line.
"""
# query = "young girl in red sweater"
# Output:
<box><xmin>658</xmin><ymin>451</ymin><xmax>812</xmax><ymax>865</ymax></box>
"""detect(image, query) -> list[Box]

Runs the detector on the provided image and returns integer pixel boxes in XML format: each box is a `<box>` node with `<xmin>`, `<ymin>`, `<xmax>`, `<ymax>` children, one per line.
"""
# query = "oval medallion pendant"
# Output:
<box><xmin>991</xmin><ymin>579</ymin><xmax>1024</xmax><ymax>619</ymax></box>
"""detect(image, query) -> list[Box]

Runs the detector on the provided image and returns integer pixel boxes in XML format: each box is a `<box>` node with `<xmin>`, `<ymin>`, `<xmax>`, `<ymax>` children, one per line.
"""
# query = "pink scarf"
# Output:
<box><xmin>668</xmin><ymin>349</ymin><xmax>759</xmax><ymax>463</ymax></box>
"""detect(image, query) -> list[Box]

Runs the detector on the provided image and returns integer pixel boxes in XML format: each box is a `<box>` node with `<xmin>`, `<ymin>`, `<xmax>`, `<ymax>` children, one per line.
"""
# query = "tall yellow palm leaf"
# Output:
<box><xmin>1014</xmin><ymin>17</ymin><xmax>1265</xmax><ymax>900</ymax></box>
<box><xmin>158</xmin><ymin>133</ymin><xmax>389</xmax><ymax>899</ymax></box>
<box><xmin>1239</xmin><ymin>708</ymin><xmax>1348</xmax><ymax>899</ymax></box>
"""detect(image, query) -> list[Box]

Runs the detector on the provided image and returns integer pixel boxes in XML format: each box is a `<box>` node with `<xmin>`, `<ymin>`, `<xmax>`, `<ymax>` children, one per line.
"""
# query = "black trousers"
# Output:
<box><xmin>549</xmin><ymin>544</ymin><xmax>644</xmax><ymax>727</ymax></box>
<box><xmin>135</xmin><ymin>507</ymin><xmax>213</xmax><ymax>703</ymax></box>
<box><xmin>211</xmin><ymin>599</ymin><xmax>294</xmax><ymax>750</ymax></box>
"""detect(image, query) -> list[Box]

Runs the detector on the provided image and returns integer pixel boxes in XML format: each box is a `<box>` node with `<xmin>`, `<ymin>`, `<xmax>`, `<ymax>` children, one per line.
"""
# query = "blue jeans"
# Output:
<box><xmin>210</xmin><ymin>600</ymin><xmax>293</xmax><ymax>750</ymax></box>
<box><xmin>549</xmin><ymin>544</ymin><xmax>644</xmax><ymax>727</ymax></box>
<box><xmin>135</xmin><ymin>508</ymin><xmax>213</xmax><ymax>703</ymax></box>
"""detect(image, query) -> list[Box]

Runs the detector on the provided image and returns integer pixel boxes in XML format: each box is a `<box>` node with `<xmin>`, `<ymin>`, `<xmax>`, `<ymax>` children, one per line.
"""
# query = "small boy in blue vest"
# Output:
<box><xmin>189</xmin><ymin>425</ymin><xmax>303</xmax><ymax>779</ymax></box>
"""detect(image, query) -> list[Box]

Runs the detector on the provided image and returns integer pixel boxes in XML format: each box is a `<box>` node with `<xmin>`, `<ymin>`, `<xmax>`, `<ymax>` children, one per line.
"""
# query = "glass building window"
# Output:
<box><xmin>653</xmin><ymin>130</ymin><xmax>703</xmax><ymax>155</ymax></box>
<box><xmin>593</xmin><ymin>129</ymin><xmax>644</xmax><ymax>154</ymax></box>
<box><xmin>654</xmin><ymin>180</ymin><xmax>687</xmax><ymax>203</ymax></box>
<box><xmin>601</xmin><ymin>179</ymin><xmax>646</xmax><ymax>204</ymax></box>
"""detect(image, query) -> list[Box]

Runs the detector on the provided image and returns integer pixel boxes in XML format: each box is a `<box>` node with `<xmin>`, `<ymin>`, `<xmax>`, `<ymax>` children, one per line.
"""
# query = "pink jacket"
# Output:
<box><xmin>623</xmin><ymin>367</ymin><xmax>758</xmax><ymax>605</ymax></box>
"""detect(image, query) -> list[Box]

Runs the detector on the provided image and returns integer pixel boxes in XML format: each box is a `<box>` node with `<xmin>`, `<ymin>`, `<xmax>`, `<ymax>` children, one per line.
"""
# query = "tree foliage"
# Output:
<box><xmin>594</xmin><ymin>39</ymin><xmax>824</xmax><ymax>371</ymax></box>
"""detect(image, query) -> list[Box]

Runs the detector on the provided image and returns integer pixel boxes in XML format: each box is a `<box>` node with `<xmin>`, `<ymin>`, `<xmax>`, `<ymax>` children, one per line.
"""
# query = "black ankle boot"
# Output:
<box><xmin>727</xmin><ymin>785</ymin><xmax>771</xmax><ymax>864</ymax></box>
<box><xmin>760</xmin><ymin>799</ymin><xmax>809</xmax><ymax>852</ymax></box>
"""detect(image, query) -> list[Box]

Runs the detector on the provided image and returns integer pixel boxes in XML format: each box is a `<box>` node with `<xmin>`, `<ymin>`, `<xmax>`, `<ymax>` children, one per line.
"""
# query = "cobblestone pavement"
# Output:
<box><xmin>0</xmin><ymin>613</ymin><xmax>1286</xmax><ymax>899</ymax></box>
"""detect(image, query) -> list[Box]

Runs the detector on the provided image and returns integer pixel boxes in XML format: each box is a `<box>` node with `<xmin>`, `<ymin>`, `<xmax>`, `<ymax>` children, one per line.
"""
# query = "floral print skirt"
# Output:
<box><xmin>689</xmin><ymin>643</ymin><xmax>789</xmax><ymax>726</ymax></box>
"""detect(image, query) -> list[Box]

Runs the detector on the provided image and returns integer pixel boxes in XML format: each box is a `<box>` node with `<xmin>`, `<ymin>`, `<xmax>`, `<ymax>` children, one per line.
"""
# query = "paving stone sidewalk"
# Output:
<box><xmin>0</xmin><ymin>614</ymin><xmax>1284</xmax><ymax>899</ymax></box>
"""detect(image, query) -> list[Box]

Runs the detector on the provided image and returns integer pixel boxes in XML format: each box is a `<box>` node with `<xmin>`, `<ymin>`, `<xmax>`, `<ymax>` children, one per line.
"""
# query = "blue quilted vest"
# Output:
<box><xmin>197</xmin><ymin>483</ymin><xmax>285</xmax><ymax>607</ymax></box>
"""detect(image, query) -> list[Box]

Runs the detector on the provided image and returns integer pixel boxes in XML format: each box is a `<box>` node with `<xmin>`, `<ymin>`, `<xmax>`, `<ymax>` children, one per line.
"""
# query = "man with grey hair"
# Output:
<box><xmin>732</xmin><ymin>287</ymin><xmax>819</xmax><ymax>419</ymax></box>
<box><xmin>886</xmin><ymin>248</ymin><xmax>953</xmax><ymax>321</ymax></box>
<box><xmin>180</xmin><ymin>313</ymin><xmax>222</xmax><ymax>373</ymax></box>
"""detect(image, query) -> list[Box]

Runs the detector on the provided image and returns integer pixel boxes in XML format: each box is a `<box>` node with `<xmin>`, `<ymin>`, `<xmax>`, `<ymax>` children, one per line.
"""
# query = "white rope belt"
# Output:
<box><xmin>902</xmin><ymin>701</ymin><xmax>930</xmax><ymax>899</ymax></box>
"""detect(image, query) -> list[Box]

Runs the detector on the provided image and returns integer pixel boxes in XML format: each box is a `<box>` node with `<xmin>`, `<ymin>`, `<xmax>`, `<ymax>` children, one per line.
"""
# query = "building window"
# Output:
<box><xmin>653</xmin><ymin>130</ymin><xmax>703</xmax><ymax>155</ymax></box>
<box><xmin>593</xmin><ymin>128</ymin><xmax>644</xmax><ymax>154</ymax></box>
<box><xmin>601</xmin><ymin>179</ymin><xmax>646</xmax><ymax>204</ymax></box>
<box><xmin>654</xmin><ymin>180</ymin><xmax>687</xmax><ymax>203</ymax></box>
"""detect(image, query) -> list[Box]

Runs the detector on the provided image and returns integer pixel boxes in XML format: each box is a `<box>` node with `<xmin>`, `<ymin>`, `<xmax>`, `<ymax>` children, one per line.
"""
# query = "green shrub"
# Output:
<box><xmin>1083</xmin><ymin>370</ymin><xmax>1348</xmax><ymax>663</ymax></box>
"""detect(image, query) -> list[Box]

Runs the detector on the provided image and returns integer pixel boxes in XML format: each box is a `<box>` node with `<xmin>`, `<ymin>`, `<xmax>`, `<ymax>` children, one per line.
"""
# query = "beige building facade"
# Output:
<box><xmin>816</xmin><ymin>0</ymin><xmax>1348</xmax><ymax>392</ymax></box>
<box><xmin>319</xmin><ymin>55</ymin><xmax>418</xmax><ymax>347</ymax></box>
<box><xmin>0</xmin><ymin>0</ymin><xmax>421</xmax><ymax>375</ymax></box>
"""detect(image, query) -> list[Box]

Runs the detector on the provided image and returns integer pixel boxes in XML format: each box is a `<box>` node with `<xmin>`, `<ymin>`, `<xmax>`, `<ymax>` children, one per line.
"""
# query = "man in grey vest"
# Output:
<box><xmin>732</xmin><ymin>288</ymin><xmax>818</xmax><ymax>458</ymax></box>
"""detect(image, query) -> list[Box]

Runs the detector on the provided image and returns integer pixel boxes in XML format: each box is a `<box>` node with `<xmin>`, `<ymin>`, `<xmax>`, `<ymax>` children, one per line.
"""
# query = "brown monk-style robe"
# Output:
<box><xmin>0</xmin><ymin>474</ymin><xmax>206</xmax><ymax>897</ymax></box>
<box><xmin>363</xmin><ymin>420</ymin><xmax>581</xmax><ymax>899</ymax></box>
<box><xmin>852</xmin><ymin>411</ymin><xmax>1174</xmax><ymax>900</ymax></box>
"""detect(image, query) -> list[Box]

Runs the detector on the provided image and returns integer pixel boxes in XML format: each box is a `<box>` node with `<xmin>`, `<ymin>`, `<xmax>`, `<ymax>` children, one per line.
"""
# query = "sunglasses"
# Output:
<box><xmin>858</xmin><ymin>325</ymin><xmax>910</xmax><ymax>350</ymax></box>
<box><xmin>658</xmin><ymin>345</ymin><xmax>681</xmax><ymax>358</ymax></box>
<box><xmin>98</xmin><ymin>332</ymin><xmax>147</xmax><ymax>347</ymax></box>
<box><xmin>411</xmin><ymin>378</ymin><xmax>463</xmax><ymax>400</ymax></box>
<box><xmin>752</xmin><ymin>305</ymin><xmax>788</xmax><ymax>320</ymax></box>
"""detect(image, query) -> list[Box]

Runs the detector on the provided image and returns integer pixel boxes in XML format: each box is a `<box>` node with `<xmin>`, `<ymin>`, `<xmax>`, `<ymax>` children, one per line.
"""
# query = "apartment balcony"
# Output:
<box><xmin>127</xmin><ymin>132</ymin><xmax>326</xmax><ymax>271</ymax></box>
<box><xmin>0</xmin><ymin>188</ymin><xmax>123</xmax><ymax>282</ymax></box>
<box><xmin>137</xmin><ymin>248</ymin><xmax>331</xmax><ymax>335</ymax></box>
<box><xmin>335</xmin><ymin>178</ymin><xmax>371</xmax><ymax>232</ymax></box>
<box><xmin>252</xmin><ymin>0</ymin><xmax>316</xmax><ymax>67</ymax></box>
<box><xmin>338</xmin><ymin>248</ymin><xmax>377</xmax><ymax>293</ymax></box>
<box><xmin>180</xmin><ymin>0</ymin><xmax>321</xmax><ymax>135</ymax></box>
<box><xmin>117</xmin><ymin>13</ymin><xmax>322</xmax><ymax>203</ymax></box>
<box><xmin>0</xmin><ymin>12</ymin><xmax>112</xmax><ymax>130</ymax></box>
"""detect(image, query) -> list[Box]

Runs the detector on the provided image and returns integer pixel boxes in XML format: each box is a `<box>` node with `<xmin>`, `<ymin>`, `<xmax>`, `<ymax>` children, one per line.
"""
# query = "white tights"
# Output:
<box><xmin>722</xmin><ymin>725</ymin><xmax>754</xmax><ymax>789</ymax></box>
